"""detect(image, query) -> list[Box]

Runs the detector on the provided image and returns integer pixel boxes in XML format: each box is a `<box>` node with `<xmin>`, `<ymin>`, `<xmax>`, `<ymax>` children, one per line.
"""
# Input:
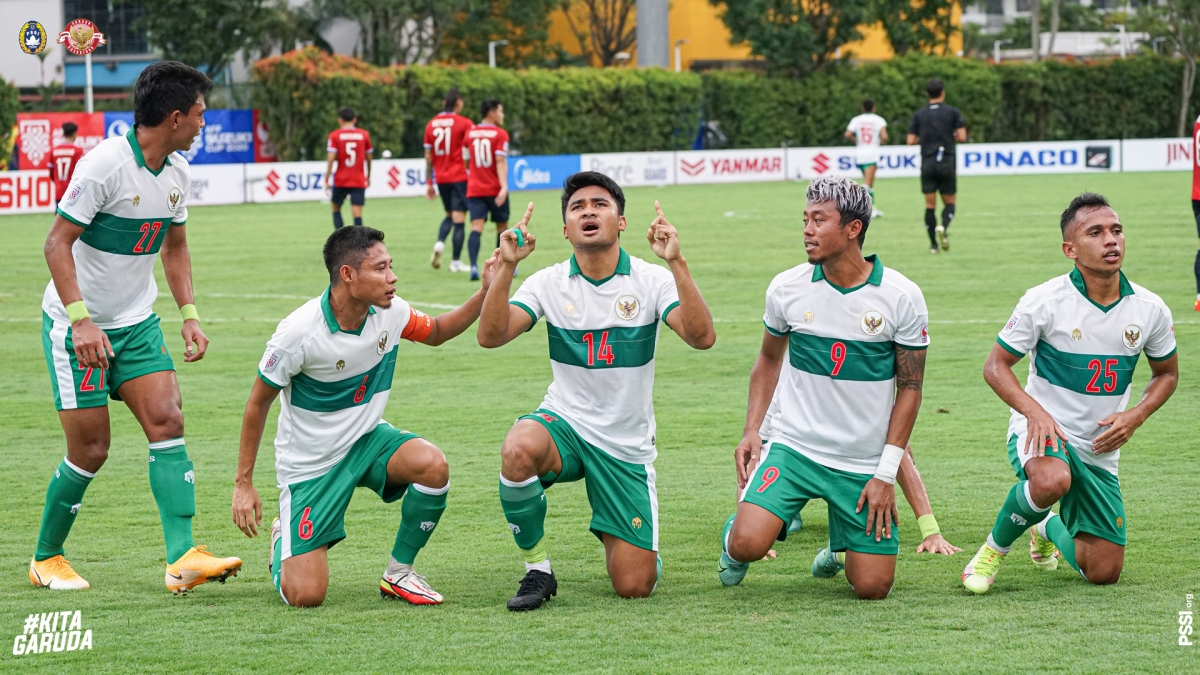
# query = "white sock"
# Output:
<box><xmin>525</xmin><ymin>558</ymin><xmax>552</xmax><ymax>574</ymax></box>
<box><xmin>985</xmin><ymin>533</ymin><xmax>1011</xmax><ymax>555</ymax></box>
<box><xmin>1036</xmin><ymin>512</ymin><xmax>1056</xmax><ymax>540</ymax></box>
<box><xmin>386</xmin><ymin>557</ymin><xmax>413</xmax><ymax>577</ymax></box>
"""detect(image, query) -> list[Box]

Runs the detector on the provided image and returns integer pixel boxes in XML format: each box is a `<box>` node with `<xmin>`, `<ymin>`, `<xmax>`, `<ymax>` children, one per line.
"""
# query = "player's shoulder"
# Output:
<box><xmin>74</xmin><ymin>135</ymin><xmax>134</xmax><ymax>178</ymax></box>
<box><xmin>1124</xmin><ymin>278</ymin><xmax>1173</xmax><ymax>317</ymax></box>
<box><xmin>167</xmin><ymin>149</ymin><xmax>191</xmax><ymax>175</ymax></box>
<box><xmin>766</xmin><ymin>263</ymin><xmax>813</xmax><ymax>296</ymax></box>
<box><xmin>1015</xmin><ymin>273</ymin><xmax>1077</xmax><ymax>309</ymax></box>
<box><xmin>879</xmin><ymin>264</ymin><xmax>923</xmax><ymax>298</ymax></box>
<box><xmin>270</xmin><ymin>296</ymin><xmax>330</xmax><ymax>352</ymax></box>
<box><xmin>871</xmin><ymin>113</ymin><xmax>888</xmax><ymax>125</ymax></box>
<box><xmin>627</xmin><ymin>254</ymin><xmax>674</xmax><ymax>283</ymax></box>
<box><xmin>522</xmin><ymin>260</ymin><xmax>571</xmax><ymax>287</ymax></box>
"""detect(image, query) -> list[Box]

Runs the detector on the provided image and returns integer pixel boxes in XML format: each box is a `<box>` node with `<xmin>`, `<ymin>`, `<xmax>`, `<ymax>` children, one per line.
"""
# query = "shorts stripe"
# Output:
<box><xmin>48</xmin><ymin>317</ymin><xmax>77</xmax><ymax>409</ymax></box>
<box><xmin>645</xmin><ymin>463</ymin><xmax>660</xmax><ymax>552</ymax></box>
<box><xmin>279</xmin><ymin>485</ymin><xmax>293</xmax><ymax>561</ymax></box>
<box><xmin>738</xmin><ymin>443</ymin><xmax>772</xmax><ymax>502</ymax></box>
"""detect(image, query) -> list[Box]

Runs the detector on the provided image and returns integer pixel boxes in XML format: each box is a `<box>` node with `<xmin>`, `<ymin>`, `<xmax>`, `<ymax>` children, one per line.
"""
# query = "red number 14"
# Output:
<box><xmin>581</xmin><ymin>331</ymin><xmax>615</xmax><ymax>366</ymax></box>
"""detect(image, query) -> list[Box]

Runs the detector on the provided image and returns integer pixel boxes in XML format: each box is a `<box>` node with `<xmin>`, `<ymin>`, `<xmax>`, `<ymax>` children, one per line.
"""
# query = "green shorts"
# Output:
<box><xmin>522</xmin><ymin>409</ymin><xmax>659</xmax><ymax>552</ymax></box>
<box><xmin>41</xmin><ymin>312</ymin><xmax>175</xmax><ymax>411</ymax></box>
<box><xmin>278</xmin><ymin>423</ymin><xmax>421</xmax><ymax>560</ymax></box>
<box><xmin>1007</xmin><ymin>434</ymin><xmax>1126</xmax><ymax>546</ymax></box>
<box><xmin>741</xmin><ymin>442</ymin><xmax>899</xmax><ymax>555</ymax></box>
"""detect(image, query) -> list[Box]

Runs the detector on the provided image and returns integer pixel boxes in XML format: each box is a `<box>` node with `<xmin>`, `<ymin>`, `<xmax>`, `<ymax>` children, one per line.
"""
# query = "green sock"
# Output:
<box><xmin>1043</xmin><ymin>513</ymin><xmax>1082</xmax><ymax>576</ymax></box>
<box><xmin>34</xmin><ymin>459</ymin><xmax>94</xmax><ymax>561</ymax></box>
<box><xmin>148</xmin><ymin>440</ymin><xmax>196</xmax><ymax>564</ymax></box>
<box><xmin>989</xmin><ymin>480</ymin><xmax>1047</xmax><ymax>551</ymax></box>
<box><xmin>391</xmin><ymin>483</ymin><xmax>448</xmax><ymax>565</ymax></box>
<box><xmin>499</xmin><ymin>476</ymin><xmax>547</xmax><ymax>559</ymax></box>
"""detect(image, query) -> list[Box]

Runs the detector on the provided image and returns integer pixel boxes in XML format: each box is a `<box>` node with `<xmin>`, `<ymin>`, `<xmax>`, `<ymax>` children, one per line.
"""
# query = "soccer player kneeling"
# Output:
<box><xmin>231</xmin><ymin>227</ymin><xmax>496</xmax><ymax>607</ymax></box>
<box><xmin>719</xmin><ymin>175</ymin><xmax>929</xmax><ymax>600</ymax></box>
<box><xmin>478</xmin><ymin>172</ymin><xmax>716</xmax><ymax>610</ymax></box>
<box><xmin>962</xmin><ymin>193</ymin><xmax>1178</xmax><ymax>594</ymax></box>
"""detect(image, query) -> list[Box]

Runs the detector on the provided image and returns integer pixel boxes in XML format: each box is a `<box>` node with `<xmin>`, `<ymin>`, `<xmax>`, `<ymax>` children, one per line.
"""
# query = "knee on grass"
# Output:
<box><xmin>281</xmin><ymin>580</ymin><xmax>327</xmax><ymax>608</ymax></box>
<box><xmin>611</xmin><ymin>571</ymin><xmax>656</xmax><ymax>599</ymax></box>
<box><xmin>725</xmin><ymin>529</ymin><xmax>771</xmax><ymax>564</ymax></box>
<box><xmin>1081</xmin><ymin>559</ymin><xmax>1123</xmax><ymax>585</ymax></box>
<box><xmin>850</xmin><ymin>577</ymin><xmax>893</xmax><ymax>600</ymax></box>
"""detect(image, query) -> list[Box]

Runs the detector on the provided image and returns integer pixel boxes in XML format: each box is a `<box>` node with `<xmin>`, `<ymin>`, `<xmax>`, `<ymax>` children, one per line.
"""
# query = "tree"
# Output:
<box><xmin>133</xmin><ymin>0</ymin><xmax>277</xmax><ymax>79</ymax></box>
<box><xmin>1134</xmin><ymin>0</ymin><xmax>1200</xmax><ymax>136</ymax></box>
<box><xmin>441</xmin><ymin>0</ymin><xmax>560</xmax><ymax>66</ymax></box>
<box><xmin>871</xmin><ymin>0</ymin><xmax>957</xmax><ymax>56</ymax></box>
<box><xmin>710</xmin><ymin>0</ymin><xmax>872</xmax><ymax>76</ymax></box>
<box><xmin>559</xmin><ymin>0</ymin><xmax>637</xmax><ymax>67</ymax></box>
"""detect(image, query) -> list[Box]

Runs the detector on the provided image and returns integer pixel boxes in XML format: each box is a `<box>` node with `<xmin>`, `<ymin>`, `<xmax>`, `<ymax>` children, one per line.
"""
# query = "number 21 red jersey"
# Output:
<box><xmin>423</xmin><ymin>112</ymin><xmax>473</xmax><ymax>184</ymax></box>
<box><xmin>327</xmin><ymin>127</ymin><xmax>373</xmax><ymax>189</ymax></box>
<box><xmin>465</xmin><ymin>124</ymin><xmax>509</xmax><ymax>198</ymax></box>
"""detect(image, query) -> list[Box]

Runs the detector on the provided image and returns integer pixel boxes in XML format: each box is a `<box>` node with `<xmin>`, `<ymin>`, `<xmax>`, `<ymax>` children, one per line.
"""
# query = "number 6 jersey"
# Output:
<box><xmin>763</xmin><ymin>256</ymin><xmax>929</xmax><ymax>475</ymax></box>
<box><xmin>996</xmin><ymin>268</ymin><xmax>1176</xmax><ymax>476</ymax></box>
<box><xmin>43</xmin><ymin>128</ymin><xmax>190</xmax><ymax>330</ymax></box>
<box><xmin>509</xmin><ymin>249</ymin><xmax>680</xmax><ymax>464</ymax></box>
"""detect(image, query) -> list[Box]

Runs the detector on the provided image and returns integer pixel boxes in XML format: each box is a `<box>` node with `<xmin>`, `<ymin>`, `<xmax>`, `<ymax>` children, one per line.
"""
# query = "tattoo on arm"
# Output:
<box><xmin>894</xmin><ymin>346</ymin><xmax>926</xmax><ymax>392</ymax></box>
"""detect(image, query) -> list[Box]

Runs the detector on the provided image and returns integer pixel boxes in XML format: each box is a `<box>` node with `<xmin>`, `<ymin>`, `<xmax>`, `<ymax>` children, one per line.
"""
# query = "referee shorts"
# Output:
<box><xmin>920</xmin><ymin>160</ymin><xmax>956</xmax><ymax>195</ymax></box>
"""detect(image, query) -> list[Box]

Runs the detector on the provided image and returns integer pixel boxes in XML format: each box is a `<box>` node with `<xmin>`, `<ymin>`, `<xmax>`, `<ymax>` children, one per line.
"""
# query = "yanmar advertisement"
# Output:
<box><xmin>675</xmin><ymin>149</ymin><xmax>787</xmax><ymax>184</ymax></box>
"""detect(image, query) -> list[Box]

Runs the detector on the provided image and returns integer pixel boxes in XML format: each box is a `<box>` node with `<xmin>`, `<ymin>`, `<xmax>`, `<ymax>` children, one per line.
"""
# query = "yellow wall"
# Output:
<box><xmin>546</xmin><ymin>0</ymin><xmax>963</xmax><ymax>68</ymax></box>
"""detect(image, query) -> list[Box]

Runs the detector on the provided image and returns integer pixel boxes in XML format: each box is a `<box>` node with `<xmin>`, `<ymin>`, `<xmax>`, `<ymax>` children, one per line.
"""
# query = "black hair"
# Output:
<box><xmin>443</xmin><ymin>88</ymin><xmax>462</xmax><ymax>112</ymax></box>
<box><xmin>560</xmin><ymin>171</ymin><xmax>626</xmax><ymax>223</ymax></box>
<box><xmin>862</xmin><ymin>99</ymin><xmax>874</xmax><ymax>112</ymax></box>
<box><xmin>926</xmin><ymin>78</ymin><xmax>945</xmax><ymax>99</ymax></box>
<box><xmin>62</xmin><ymin>122</ymin><xmax>78</xmax><ymax>137</ymax></box>
<box><xmin>338</xmin><ymin>107</ymin><xmax>357</xmax><ymax>122</ymax></box>
<box><xmin>480</xmin><ymin>99</ymin><xmax>502</xmax><ymax>119</ymax></box>
<box><xmin>1060</xmin><ymin>192</ymin><xmax>1110</xmax><ymax>237</ymax></box>
<box><xmin>133</xmin><ymin>61</ymin><xmax>213</xmax><ymax>128</ymax></box>
<box><xmin>323</xmin><ymin>226</ymin><xmax>386</xmax><ymax>284</ymax></box>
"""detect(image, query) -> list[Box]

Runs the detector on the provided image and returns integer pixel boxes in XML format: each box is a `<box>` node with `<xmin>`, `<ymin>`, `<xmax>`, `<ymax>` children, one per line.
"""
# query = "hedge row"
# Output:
<box><xmin>0</xmin><ymin>78</ymin><xmax>19</xmax><ymax>142</ymax></box>
<box><xmin>252</xmin><ymin>48</ymin><xmax>1200</xmax><ymax>160</ymax></box>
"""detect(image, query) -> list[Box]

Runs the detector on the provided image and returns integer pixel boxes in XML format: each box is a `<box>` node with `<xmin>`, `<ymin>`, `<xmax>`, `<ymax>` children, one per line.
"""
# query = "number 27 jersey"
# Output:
<box><xmin>510</xmin><ymin>249</ymin><xmax>680</xmax><ymax>464</ymax></box>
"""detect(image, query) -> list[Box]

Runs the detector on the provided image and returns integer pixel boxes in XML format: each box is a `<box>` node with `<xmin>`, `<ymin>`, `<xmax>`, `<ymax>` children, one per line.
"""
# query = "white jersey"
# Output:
<box><xmin>846</xmin><ymin>113</ymin><xmax>888</xmax><ymax>166</ymax></box>
<box><xmin>257</xmin><ymin>288</ymin><xmax>433</xmax><ymax>486</ymax></box>
<box><xmin>763</xmin><ymin>256</ymin><xmax>929</xmax><ymax>474</ymax></box>
<box><xmin>42</xmin><ymin>128</ymin><xmax>190</xmax><ymax>330</ymax></box>
<box><xmin>997</xmin><ymin>269</ymin><xmax>1175</xmax><ymax>476</ymax></box>
<box><xmin>510</xmin><ymin>249</ymin><xmax>680</xmax><ymax>464</ymax></box>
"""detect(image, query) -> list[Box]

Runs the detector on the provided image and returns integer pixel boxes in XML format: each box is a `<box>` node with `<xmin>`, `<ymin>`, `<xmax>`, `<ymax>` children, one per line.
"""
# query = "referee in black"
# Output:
<box><xmin>907</xmin><ymin>78</ymin><xmax>966</xmax><ymax>253</ymax></box>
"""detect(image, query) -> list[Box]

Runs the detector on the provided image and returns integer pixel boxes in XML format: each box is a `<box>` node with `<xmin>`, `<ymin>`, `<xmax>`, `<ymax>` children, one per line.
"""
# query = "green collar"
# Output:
<box><xmin>126</xmin><ymin>126</ymin><xmax>172</xmax><ymax>177</ymax></box>
<box><xmin>1069</xmin><ymin>266</ymin><xmax>1133</xmax><ymax>313</ymax></box>
<box><xmin>320</xmin><ymin>286</ymin><xmax>376</xmax><ymax>335</ymax></box>
<box><xmin>812</xmin><ymin>254</ymin><xmax>884</xmax><ymax>294</ymax></box>
<box><xmin>569</xmin><ymin>248</ymin><xmax>631</xmax><ymax>287</ymax></box>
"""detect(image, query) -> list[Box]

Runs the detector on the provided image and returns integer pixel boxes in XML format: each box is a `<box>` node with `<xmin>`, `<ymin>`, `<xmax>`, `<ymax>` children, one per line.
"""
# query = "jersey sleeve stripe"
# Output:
<box><xmin>56</xmin><ymin>207</ymin><xmax>88</xmax><ymax>228</ymax></box>
<box><xmin>511</xmin><ymin>301</ymin><xmax>538</xmax><ymax>329</ymax></box>
<box><xmin>258</xmin><ymin>370</ymin><xmax>284</xmax><ymax>389</ymax></box>
<box><xmin>764</xmin><ymin>320</ymin><xmax>788</xmax><ymax>337</ymax></box>
<box><xmin>894</xmin><ymin>342</ymin><xmax>928</xmax><ymax>350</ymax></box>
<box><xmin>996</xmin><ymin>337</ymin><xmax>1024</xmax><ymax>358</ymax></box>
<box><xmin>660</xmin><ymin>300</ymin><xmax>680</xmax><ymax>324</ymax></box>
<box><xmin>1146</xmin><ymin>345</ymin><xmax>1177</xmax><ymax>362</ymax></box>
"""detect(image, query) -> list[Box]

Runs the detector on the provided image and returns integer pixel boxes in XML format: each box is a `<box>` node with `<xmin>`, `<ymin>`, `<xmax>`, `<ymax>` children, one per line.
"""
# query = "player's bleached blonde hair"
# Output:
<box><xmin>806</xmin><ymin>175</ymin><xmax>873</xmax><ymax>245</ymax></box>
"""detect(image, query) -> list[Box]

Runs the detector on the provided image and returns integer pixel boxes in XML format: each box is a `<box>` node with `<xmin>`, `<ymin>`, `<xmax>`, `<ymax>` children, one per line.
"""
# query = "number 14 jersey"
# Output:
<box><xmin>510</xmin><ymin>249</ymin><xmax>680</xmax><ymax>464</ymax></box>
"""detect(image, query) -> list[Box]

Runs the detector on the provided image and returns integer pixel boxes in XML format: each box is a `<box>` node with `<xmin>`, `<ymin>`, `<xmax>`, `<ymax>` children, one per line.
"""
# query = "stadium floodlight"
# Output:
<box><xmin>674</xmin><ymin>39</ymin><xmax>689</xmax><ymax>73</ymax></box>
<box><xmin>488</xmin><ymin>40</ymin><xmax>509</xmax><ymax>68</ymax></box>
<box><xmin>993</xmin><ymin>39</ymin><xmax>1014</xmax><ymax>64</ymax></box>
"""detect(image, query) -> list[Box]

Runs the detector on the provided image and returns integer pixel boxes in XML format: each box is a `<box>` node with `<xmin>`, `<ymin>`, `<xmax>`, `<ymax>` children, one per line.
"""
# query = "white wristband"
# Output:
<box><xmin>874</xmin><ymin>444</ymin><xmax>905</xmax><ymax>484</ymax></box>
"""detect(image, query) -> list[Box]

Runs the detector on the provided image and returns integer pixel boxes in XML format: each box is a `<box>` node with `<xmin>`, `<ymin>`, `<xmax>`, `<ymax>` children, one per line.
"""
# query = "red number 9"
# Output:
<box><xmin>830</xmin><ymin>341</ymin><xmax>847</xmax><ymax>377</ymax></box>
<box><xmin>757</xmin><ymin>466</ymin><xmax>780</xmax><ymax>493</ymax></box>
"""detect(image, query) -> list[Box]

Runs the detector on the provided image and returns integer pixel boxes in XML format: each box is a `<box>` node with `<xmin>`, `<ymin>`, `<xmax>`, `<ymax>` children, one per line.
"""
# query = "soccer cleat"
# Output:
<box><xmin>788</xmin><ymin>514</ymin><xmax>803</xmax><ymax>534</ymax></box>
<box><xmin>1194</xmin><ymin>296</ymin><xmax>1200</xmax><ymax>312</ymax></box>
<box><xmin>936</xmin><ymin>224</ymin><xmax>950</xmax><ymax>251</ymax></box>
<box><xmin>165</xmin><ymin>546</ymin><xmax>243</xmax><ymax>595</ymax></box>
<box><xmin>929</xmin><ymin>247</ymin><xmax>939</xmax><ymax>254</ymax></box>
<box><xmin>30</xmin><ymin>556</ymin><xmax>90</xmax><ymax>590</ymax></box>
<box><xmin>718</xmin><ymin>551</ymin><xmax>749</xmax><ymax>586</ymax></box>
<box><xmin>962</xmin><ymin>543</ymin><xmax>1006</xmax><ymax>594</ymax></box>
<box><xmin>469</xmin><ymin>265</ymin><xmax>479</xmax><ymax>281</ymax></box>
<box><xmin>871</xmin><ymin>207</ymin><xmax>884</xmax><ymax>219</ymax></box>
<box><xmin>1029</xmin><ymin>527</ymin><xmax>1060</xmax><ymax>571</ymax></box>
<box><xmin>449</xmin><ymin>260</ymin><xmax>465</xmax><ymax>273</ymax></box>
<box><xmin>430</xmin><ymin>241</ymin><xmax>444</xmax><ymax>269</ymax></box>
<box><xmin>381</xmin><ymin>569</ymin><xmax>443</xmax><ymax>605</ymax></box>
<box><xmin>811</xmin><ymin>547</ymin><xmax>845</xmax><ymax>578</ymax></box>
<box><xmin>507</xmin><ymin>569</ymin><xmax>557</xmax><ymax>611</ymax></box>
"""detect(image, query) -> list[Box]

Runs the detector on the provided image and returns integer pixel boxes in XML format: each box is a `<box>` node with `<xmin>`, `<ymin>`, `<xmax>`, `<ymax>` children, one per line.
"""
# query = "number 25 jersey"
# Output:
<box><xmin>510</xmin><ymin>249</ymin><xmax>680</xmax><ymax>464</ymax></box>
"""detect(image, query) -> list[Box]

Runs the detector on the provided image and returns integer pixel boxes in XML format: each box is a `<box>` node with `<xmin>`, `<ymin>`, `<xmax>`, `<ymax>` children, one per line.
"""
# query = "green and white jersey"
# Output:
<box><xmin>764</xmin><ymin>256</ymin><xmax>929</xmax><ymax>474</ymax></box>
<box><xmin>257</xmin><ymin>288</ymin><xmax>433</xmax><ymax>486</ymax></box>
<box><xmin>42</xmin><ymin>128</ymin><xmax>190</xmax><ymax>330</ymax></box>
<box><xmin>510</xmin><ymin>249</ymin><xmax>680</xmax><ymax>464</ymax></box>
<box><xmin>997</xmin><ymin>268</ymin><xmax>1176</xmax><ymax>476</ymax></box>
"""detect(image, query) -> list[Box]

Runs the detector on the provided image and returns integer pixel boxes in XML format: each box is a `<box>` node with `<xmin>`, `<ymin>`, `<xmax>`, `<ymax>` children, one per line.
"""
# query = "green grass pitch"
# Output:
<box><xmin>1</xmin><ymin>172</ymin><xmax>1197</xmax><ymax>673</ymax></box>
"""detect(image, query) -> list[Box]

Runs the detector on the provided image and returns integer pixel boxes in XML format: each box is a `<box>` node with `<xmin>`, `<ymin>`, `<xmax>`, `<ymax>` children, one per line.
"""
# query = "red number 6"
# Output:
<box><xmin>757</xmin><ymin>466</ymin><xmax>780</xmax><ymax>493</ymax></box>
<box><xmin>353</xmin><ymin>375</ymin><xmax>368</xmax><ymax>403</ymax></box>
<box><xmin>298</xmin><ymin>507</ymin><xmax>314</xmax><ymax>540</ymax></box>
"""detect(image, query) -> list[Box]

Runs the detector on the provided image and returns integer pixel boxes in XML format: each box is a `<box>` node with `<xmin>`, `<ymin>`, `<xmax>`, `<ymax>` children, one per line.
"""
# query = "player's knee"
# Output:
<box><xmin>851</xmin><ymin>577</ymin><xmax>893</xmax><ymax>600</ymax></box>
<box><xmin>1082</xmin><ymin>559</ymin><xmax>1123</xmax><ymax>585</ymax></box>
<box><xmin>421</xmin><ymin>451</ymin><xmax>449</xmax><ymax>489</ymax></box>
<box><xmin>1031</xmin><ymin>466</ymin><xmax>1071</xmax><ymax>503</ymax></box>
<box><xmin>500</xmin><ymin>438</ymin><xmax>538</xmax><ymax>481</ymax></box>
<box><xmin>611</xmin><ymin>573</ymin><xmax>655</xmax><ymax>599</ymax></box>
<box><xmin>282</xmin><ymin>579</ymin><xmax>327</xmax><ymax>608</ymax></box>
<box><xmin>726</xmin><ymin>530</ymin><xmax>767</xmax><ymax>563</ymax></box>
<box><xmin>76</xmin><ymin>441</ymin><xmax>109</xmax><ymax>469</ymax></box>
<box><xmin>148</xmin><ymin>405</ymin><xmax>184</xmax><ymax>440</ymax></box>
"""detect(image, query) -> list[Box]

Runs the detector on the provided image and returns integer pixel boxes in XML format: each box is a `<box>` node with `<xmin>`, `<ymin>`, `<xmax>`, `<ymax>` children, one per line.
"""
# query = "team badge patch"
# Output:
<box><xmin>565</xmin><ymin>303</ymin><xmax>575</xmax><ymax>316</ymax></box>
<box><xmin>19</xmin><ymin>21</ymin><xmax>48</xmax><ymax>55</ymax></box>
<box><xmin>133</xmin><ymin>195</ymin><xmax>140</xmax><ymax>207</ymax></box>
<box><xmin>1122</xmin><ymin>325</ymin><xmax>1141</xmax><ymax>349</ymax></box>
<box><xmin>803</xmin><ymin>311</ymin><xmax>814</xmax><ymax>324</ymax></box>
<box><xmin>1002</xmin><ymin>315</ymin><xmax>1020</xmax><ymax>335</ymax></box>
<box><xmin>860</xmin><ymin>311</ymin><xmax>884</xmax><ymax>336</ymax></box>
<box><xmin>264</xmin><ymin>350</ymin><xmax>281</xmax><ymax>372</ymax></box>
<box><xmin>631</xmin><ymin>517</ymin><xmax>642</xmax><ymax>530</ymax></box>
<box><xmin>377</xmin><ymin>331</ymin><xmax>389</xmax><ymax>355</ymax></box>
<box><xmin>615</xmin><ymin>295</ymin><xmax>640</xmax><ymax>320</ymax></box>
<box><xmin>919</xmin><ymin>324</ymin><xmax>929</xmax><ymax>344</ymax></box>
<box><xmin>167</xmin><ymin>187</ymin><xmax>182</xmax><ymax>212</ymax></box>
<box><xmin>1071</xmin><ymin>328</ymin><xmax>1082</xmax><ymax>341</ymax></box>
<box><xmin>65</xmin><ymin>182</ymin><xmax>84</xmax><ymax>205</ymax></box>
<box><xmin>336</xmin><ymin>359</ymin><xmax>345</xmax><ymax>371</ymax></box>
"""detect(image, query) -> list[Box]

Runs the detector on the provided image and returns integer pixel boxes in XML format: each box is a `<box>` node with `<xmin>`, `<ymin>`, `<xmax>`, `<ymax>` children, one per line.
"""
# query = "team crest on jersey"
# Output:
<box><xmin>565</xmin><ymin>303</ymin><xmax>575</xmax><ymax>316</ymax></box>
<box><xmin>377</xmin><ymin>331</ymin><xmax>389</xmax><ymax>355</ymax></box>
<box><xmin>167</xmin><ymin>188</ymin><xmax>182</xmax><ymax>212</ymax></box>
<box><xmin>615</xmin><ymin>295</ymin><xmax>640</xmax><ymax>320</ymax></box>
<box><xmin>1122</xmin><ymin>325</ymin><xmax>1142</xmax><ymax>349</ymax></box>
<box><xmin>1071</xmin><ymin>328</ymin><xmax>1082</xmax><ymax>341</ymax></box>
<box><xmin>19</xmin><ymin>21</ymin><xmax>48</xmax><ymax>55</ymax></box>
<box><xmin>860</xmin><ymin>311</ymin><xmax>884</xmax><ymax>336</ymax></box>
<box><xmin>133</xmin><ymin>195</ymin><xmax>140</xmax><ymax>206</ymax></box>
<box><xmin>336</xmin><ymin>359</ymin><xmax>345</xmax><ymax>371</ymax></box>
<box><xmin>803</xmin><ymin>311</ymin><xmax>814</xmax><ymax>324</ymax></box>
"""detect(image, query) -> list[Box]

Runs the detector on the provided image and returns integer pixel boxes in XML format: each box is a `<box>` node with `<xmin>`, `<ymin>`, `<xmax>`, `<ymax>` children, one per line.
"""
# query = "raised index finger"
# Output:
<box><xmin>654</xmin><ymin>200</ymin><xmax>665</xmax><ymax>218</ymax></box>
<box><xmin>520</xmin><ymin>201</ymin><xmax>534</xmax><ymax>226</ymax></box>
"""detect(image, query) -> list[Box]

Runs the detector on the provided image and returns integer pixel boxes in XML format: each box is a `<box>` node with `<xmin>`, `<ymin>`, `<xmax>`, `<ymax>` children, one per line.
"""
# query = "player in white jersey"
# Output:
<box><xmin>231</xmin><ymin>227</ymin><xmax>497</xmax><ymax>607</ymax></box>
<box><xmin>845</xmin><ymin>99</ymin><xmax>888</xmax><ymax>218</ymax></box>
<box><xmin>718</xmin><ymin>175</ymin><xmax>928</xmax><ymax>600</ymax></box>
<box><xmin>962</xmin><ymin>193</ymin><xmax>1178</xmax><ymax>594</ymax></box>
<box><xmin>478</xmin><ymin>171</ymin><xmax>716</xmax><ymax>610</ymax></box>
<box><xmin>31</xmin><ymin>62</ymin><xmax>242</xmax><ymax>594</ymax></box>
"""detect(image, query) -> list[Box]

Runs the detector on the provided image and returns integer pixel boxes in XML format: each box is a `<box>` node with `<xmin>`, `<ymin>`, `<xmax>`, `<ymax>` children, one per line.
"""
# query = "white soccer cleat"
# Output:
<box><xmin>449</xmin><ymin>260</ymin><xmax>465</xmax><ymax>273</ymax></box>
<box><xmin>430</xmin><ymin>241</ymin><xmax>444</xmax><ymax>269</ymax></box>
<box><xmin>30</xmin><ymin>556</ymin><xmax>90</xmax><ymax>590</ymax></box>
<box><xmin>380</xmin><ymin>569</ymin><xmax>443</xmax><ymax>605</ymax></box>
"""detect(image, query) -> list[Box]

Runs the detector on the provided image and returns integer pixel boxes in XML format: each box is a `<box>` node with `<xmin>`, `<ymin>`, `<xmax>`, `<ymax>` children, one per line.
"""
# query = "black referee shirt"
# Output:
<box><xmin>908</xmin><ymin>103</ymin><xmax>965</xmax><ymax>161</ymax></box>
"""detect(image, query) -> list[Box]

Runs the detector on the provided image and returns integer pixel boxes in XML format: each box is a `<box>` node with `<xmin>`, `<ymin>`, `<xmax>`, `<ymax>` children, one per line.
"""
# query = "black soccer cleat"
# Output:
<box><xmin>506</xmin><ymin>570</ymin><xmax>557</xmax><ymax>612</ymax></box>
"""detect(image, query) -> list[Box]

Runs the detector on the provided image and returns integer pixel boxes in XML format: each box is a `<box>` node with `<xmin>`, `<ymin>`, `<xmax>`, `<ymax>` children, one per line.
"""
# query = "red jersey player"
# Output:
<box><xmin>47</xmin><ymin>122</ymin><xmax>85</xmax><ymax>203</ymax></box>
<box><xmin>323</xmin><ymin>107</ymin><xmax>373</xmax><ymax>229</ymax></box>
<box><xmin>464</xmin><ymin>99</ymin><xmax>510</xmax><ymax>281</ymax></box>
<box><xmin>1193</xmin><ymin>112</ymin><xmax>1200</xmax><ymax>310</ymax></box>
<box><xmin>424</xmin><ymin>88</ymin><xmax>473</xmax><ymax>272</ymax></box>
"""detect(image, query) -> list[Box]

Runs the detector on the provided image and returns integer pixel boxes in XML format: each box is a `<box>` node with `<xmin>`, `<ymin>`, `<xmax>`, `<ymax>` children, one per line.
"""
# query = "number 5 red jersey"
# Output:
<box><xmin>465</xmin><ymin>124</ymin><xmax>509</xmax><ymax>198</ymax></box>
<box><xmin>423</xmin><ymin>112</ymin><xmax>473</xmax><ymax>184</ymax></box>
<box><xmin>327</xmin><ymin>127</ymin><xmax>373</xmax><ymax>189</ymax></box>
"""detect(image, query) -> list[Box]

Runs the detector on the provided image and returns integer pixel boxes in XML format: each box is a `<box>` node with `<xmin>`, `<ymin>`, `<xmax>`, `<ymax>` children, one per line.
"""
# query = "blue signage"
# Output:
<box><xmin>104</xmin><ymin>109</ymin><xmax>255</xmax><ymax>164</ymax></box>
<box><xmin>508</xmin><ymin>154</ymin><xmax>581</xmax><ymax>192</ymax></box>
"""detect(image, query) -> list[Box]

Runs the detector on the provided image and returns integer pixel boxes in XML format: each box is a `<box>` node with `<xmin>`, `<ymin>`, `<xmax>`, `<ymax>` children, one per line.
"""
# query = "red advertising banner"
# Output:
<box><xmin>17</xmin><ymin>112</ymin><xmax>105</xmax><ymax>170</ymax></box>
<box><xmin>0</xmin><ymin>170</ymin><xmax>57</xmax><ymax>214</ymax></box>
<box><xmin>253</xmin><ymin>109</ymin><xmax>277</xmax><ymax>163</ymax></box>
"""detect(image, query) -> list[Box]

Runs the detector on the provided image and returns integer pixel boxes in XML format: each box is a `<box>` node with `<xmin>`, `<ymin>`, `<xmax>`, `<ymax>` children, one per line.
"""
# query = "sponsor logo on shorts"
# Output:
<box><xmin>861</xmin><ymin>311</ymin><xmax>884</xmax><ymax>336</ymax></box>
<box><xmin>183</xmin><ymin>470</ymin><xmax>194</xmax><ymax>484</ymax></box>
<box><xmin>1115</xmin><ymin>516</ymin><xmax>1123</xmax><ymax>529</ymax></box>
<box><xmin>1122</xmin><ymin>325</ymin><xmax>1141</xmax><ymax>349</ymax></box>
<box><xmin>631</xmin><ymin>517</ymin><xmax>642</xmax><ymax>529</ymax></box>
<box><xmin>615</xmin><ymin>295</ymin><xmax>640</xmax><ymax>320</ymax></box>
<box><xmin>11</xmin><ymin>611</ymin><xmax>93</xmax><ymax>657</ymax></box>
<box><xmin>536</xmin><ymin>413</ymin><xmax>557</xmax><ymax>424</ymax></box>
